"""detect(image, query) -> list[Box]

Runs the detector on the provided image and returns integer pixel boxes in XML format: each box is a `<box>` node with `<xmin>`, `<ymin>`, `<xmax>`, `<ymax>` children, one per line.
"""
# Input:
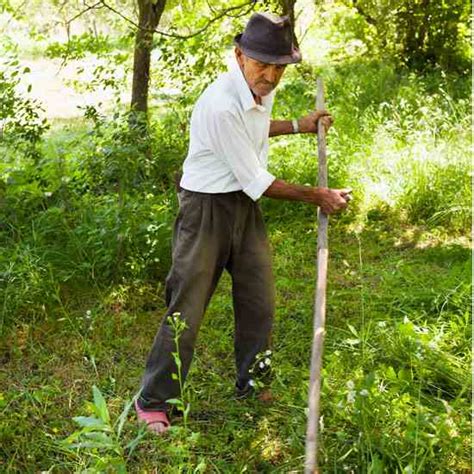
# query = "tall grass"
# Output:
<box><xmin>269</xmin><ymin>60</ymin><xmax>470</xmax><ymax>234</ymax></box>
<box><xmin>0</xmin><ymin>41</ymin><xmax>470</xmax><ymax>472</ymax></box>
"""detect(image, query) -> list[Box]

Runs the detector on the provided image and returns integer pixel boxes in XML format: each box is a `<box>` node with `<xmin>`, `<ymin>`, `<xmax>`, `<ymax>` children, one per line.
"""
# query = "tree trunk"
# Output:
<box><xmin>130</xmin><ymin>0</ymin><xmax>166</xmax><ymax>120</ymax></box>
<box><xmin>280</xmin><ymin>0</ymin><xmax>299</xmax><ymax>48</ymax></box>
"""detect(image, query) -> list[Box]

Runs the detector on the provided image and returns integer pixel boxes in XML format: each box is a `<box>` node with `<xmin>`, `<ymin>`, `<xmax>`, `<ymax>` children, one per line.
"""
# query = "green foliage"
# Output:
<box><xmin>0</xmin><ymin>244</ymin><xmax>59</xmax><ymax>333</ymax></box>
<box><xmin>45</xmin><ymin>33</ymin><xmax>119</xmax><ymax>61</ymax></box>
<box><xmin>78</xmin><ymin>107</ymin><xmax>186</xmax><ymax>193</ymax></box>
<box><xmin>167</xmin><ymin>312</ymin><xmax>191</xmax><ymax>427</ymax></box>
<box><xmin>0</xmin><ymin>58</ymin><xmax>49</xmax><ymax>159</ymax></box>
<box><xmin>152</xmin><ymin>18</ymin><xmax>233</xmax><ymax>107</ymax></box>
<box><xmin>345</xmin><ymin>0</ymin><xmax>471</xmax><ymax>71</ymax></box>
<box><xmin>62</xmin><ymin>386</ymin><xmax>146</xmax><ymax>472</ymax></box>
<box><xmin>399</xmin><ymin>162</ymin><xmax>470</xmax><ymax>232</ymax></box>
<box><xmin>0</xmin><ymin>1</ymin><xmax>471</xmax><ymax>471</ymax></box>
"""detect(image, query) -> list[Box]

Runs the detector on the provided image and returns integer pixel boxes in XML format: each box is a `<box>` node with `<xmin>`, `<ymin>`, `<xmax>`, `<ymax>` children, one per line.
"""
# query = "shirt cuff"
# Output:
<box><xmin>243</xmin><ymin>168</ymin><xmax>275</xmax><ymax>201</ymax></box>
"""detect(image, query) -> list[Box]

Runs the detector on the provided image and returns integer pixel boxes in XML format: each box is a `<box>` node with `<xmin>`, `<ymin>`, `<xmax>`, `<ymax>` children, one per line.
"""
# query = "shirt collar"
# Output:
<box><xmin>229</xmin><ymin>56</ymin><xmax>275</xmax><ymax>113</ymax></box>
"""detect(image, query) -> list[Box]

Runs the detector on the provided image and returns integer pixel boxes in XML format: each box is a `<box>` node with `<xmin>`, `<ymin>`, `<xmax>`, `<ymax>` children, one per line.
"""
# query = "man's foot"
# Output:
<box><xmin>235</xmin><ymin>381</ymin><xmax>253</xmax><ymax>399</ymax></box>
<box><xmin>235</xmin><ymin>382</ymin><xmax>273</xmax><ymax>403</ymax></box>
<box><xmin>135</xmin><ymin>400</ymin><xmax>170</xmax><ymax>434</ymax></box>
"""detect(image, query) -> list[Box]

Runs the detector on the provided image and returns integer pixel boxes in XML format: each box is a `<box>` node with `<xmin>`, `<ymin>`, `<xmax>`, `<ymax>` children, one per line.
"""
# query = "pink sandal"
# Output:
<box><xmin>135</xmin><ymin>400</ymin><xmax>171</xmax><ymax>434</ymax></box>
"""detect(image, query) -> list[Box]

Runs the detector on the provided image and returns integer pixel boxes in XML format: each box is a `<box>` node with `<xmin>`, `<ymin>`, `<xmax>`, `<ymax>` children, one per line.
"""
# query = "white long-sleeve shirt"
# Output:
<box><xmin>180</xmin><ymin>57</ymin><xmax>276</xmax><ymax>201</ymax></box>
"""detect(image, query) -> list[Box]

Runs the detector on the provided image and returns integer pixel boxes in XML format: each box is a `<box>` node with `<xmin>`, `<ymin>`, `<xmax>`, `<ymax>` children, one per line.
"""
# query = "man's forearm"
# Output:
<box><xmin>263</xmin><ymin>178</ymin><xmax>321</xmax><ymax>204</ymax></box>
<box><xmin>269</xmin><ymin>111</ymin><xmax>331</xmax><ymax>137</ymax></box>
<box><xmin>269</xmin><ymin>120</ymin><xmax>296</xmax><ymax>137</ymax></box>
<box><xmin>263</xmin><ymin>179</ymin><xmax>350</xmax><ymax>214</ymax></box>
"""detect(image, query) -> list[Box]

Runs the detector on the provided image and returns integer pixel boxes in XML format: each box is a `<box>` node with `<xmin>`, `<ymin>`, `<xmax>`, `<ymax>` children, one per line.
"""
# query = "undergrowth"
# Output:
<box><xmin>0</xmin><ymin>48</ymin><xmax>471</xmax><ymax>472</ymax></box>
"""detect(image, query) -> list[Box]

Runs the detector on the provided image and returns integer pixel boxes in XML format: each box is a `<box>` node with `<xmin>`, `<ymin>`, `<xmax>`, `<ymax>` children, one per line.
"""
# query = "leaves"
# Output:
<box><xmin>115</xmin><ymin>396</ymin><xmax>136</xmax><ymax>438</ymax></box>
<box><xmin>73</xmin><ymin>416</ymin><xmax>108</xmax><ymax>429</ymax></box>
<box><xmin>165</xmin><ymin>398</ymin><xmax>183</xmax><ymax>405</ymax></box>
<box><xmin>93</xmin><ymin>385</ymin><xmax>110</xmax><ymax>424</ymax></box>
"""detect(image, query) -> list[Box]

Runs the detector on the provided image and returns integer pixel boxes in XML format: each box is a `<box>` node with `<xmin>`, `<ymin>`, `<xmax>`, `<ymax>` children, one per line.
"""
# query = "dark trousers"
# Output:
<box><xmin>138</xmin><ymin>189</ymin><xmax>275</xmax><ymax>411</ymax></box>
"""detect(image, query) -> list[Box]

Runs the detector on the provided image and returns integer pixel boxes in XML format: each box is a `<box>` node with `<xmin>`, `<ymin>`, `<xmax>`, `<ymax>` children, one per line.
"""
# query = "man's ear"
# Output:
<box><xmin>234</xmin><ymin>46</ymin><xmax>244</xmax><ymax>67</ymax></box>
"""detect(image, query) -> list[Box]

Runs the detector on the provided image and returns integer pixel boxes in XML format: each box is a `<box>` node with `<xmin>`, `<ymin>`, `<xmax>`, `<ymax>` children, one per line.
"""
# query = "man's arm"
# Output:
<box><xmin>269</xmin><ymin>110</ymin><xmax>333</xmax><ymax>137</ymax></box>
<box><xmin>263</xmin><ymin>179</ymin><xmax>350</xmax><ymax>214</ymax></box>
<box><xmin>269</xmin><ymin>120</ymin><xmax>295</xmax><ymax>137</ymax></box>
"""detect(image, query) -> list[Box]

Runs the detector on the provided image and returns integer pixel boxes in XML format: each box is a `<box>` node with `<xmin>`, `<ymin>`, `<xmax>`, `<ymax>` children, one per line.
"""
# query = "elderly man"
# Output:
<box><xmin>136</xmin><ymin>12</ymin><xmax>350</xmax><ymax>433</ymax></box>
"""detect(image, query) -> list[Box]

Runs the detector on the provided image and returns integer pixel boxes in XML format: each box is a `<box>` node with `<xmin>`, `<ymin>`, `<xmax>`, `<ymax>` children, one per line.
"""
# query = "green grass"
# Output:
<box><xmin>0</xmin><ymin>37</ymin><xmax>471</xmax><ymax>473</ymax></box>
<box><xmin>1</xmin><ymin>214</ymin><xmax>470</xmax><ymax>472</ymax></box>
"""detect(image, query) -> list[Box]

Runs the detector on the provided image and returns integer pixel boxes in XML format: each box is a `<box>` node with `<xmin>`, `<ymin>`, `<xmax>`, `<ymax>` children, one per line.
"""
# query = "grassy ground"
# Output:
<box><xmin>1</xmin><ymin>39</ymin><xmax>471</xmax><ymax>473</ymax></box>
<box><xmin>1</xmin><ymin>204</ymin><xmax>470</xmax><ymax>472</ymax></box>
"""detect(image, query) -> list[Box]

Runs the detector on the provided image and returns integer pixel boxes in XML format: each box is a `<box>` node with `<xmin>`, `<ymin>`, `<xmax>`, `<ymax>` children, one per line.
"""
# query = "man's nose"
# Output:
<box><xmin>263</xmin><ymin>66</ymin><xmax>279</xmax><ymax>83</ymax></box>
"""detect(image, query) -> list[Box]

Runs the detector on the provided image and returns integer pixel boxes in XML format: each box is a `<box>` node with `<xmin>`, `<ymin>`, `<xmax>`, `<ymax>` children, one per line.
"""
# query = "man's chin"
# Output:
<box><xmin>254</xmin><ymin>87</ymin><xmax>274</xmax><ymax>97</ymax></box>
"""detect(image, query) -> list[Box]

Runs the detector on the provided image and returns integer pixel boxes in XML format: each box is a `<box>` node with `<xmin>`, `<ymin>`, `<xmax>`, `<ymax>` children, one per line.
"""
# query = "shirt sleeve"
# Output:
<box><xmin>206</xmin><ymin>109</ymin><xmax>275</xmax><ymax>201</ymax></box>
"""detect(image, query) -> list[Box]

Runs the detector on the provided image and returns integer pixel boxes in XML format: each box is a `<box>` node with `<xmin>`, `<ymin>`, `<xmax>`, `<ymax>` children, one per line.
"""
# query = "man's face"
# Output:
<box><xmin>235</xmin><ymin>47</ymin><xmax>286</xmax><ymax>97</ymax></box>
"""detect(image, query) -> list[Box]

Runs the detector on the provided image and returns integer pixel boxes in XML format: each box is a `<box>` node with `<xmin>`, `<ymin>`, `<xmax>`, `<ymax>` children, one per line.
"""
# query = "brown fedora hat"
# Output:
<box><xmin>234</xmin><ymin>12</ymin><xmax>302</xmax><ymax>65</ymax></box>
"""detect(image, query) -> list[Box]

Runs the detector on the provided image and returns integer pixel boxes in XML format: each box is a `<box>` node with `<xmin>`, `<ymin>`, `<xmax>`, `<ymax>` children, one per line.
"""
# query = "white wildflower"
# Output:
<box><xmin>403</xmin><ymin>316</ymin><xmax>410</xmax><ymax>324</ymax></box>
<box><xmin>359</xmin><ymin>389</ymin><xmax>369</xmax><ymax>397</ymax></box>
<box><xmin>378</xmin><ymin>381</ymin><xmax>387</xmax><ymax>393</ymax></box>
<box><xmin>347</xmin><ymin>391</ymin><xmax>356</xmax><ymax>404</ymax></box>
<box><xmin>265</xmin><ymin>350</ymin><xmax>272</xmax><ymax>356</ymax></box>
<box><xmin>449</xmin><ymin>429</ymin><xmax>459</xmax><ymax>438</ymax></box>
<box><xmin>428</xmin><ymin>340</ymin><xmax>438</xmax><ymax>350</ymax></box>
<box><xmin>319</xmin><ymin>415</ymin><xmax>324</xmax><ymax>432</ymax></box>
<box><xmin>264</xmin><ymin>357</ymin><xmax>271</xmax><ymax>365</ymax></box>
<box><xmin>445</xmin><ymin>418</ymin><xmax>455</xmax><ymax>428</ymax></box>
<box><xmin>259</xmin><ymin>361</ymin><xmax>265</xmax><ymax>369</ymax></box>
<box><xmin>44</xmin><ymin>191</ymin><xmax>52</xmax><ymax>197</ymax></box>
<box><xmin>346</xmin><ymin>380</ymin><xmax>355</xmax><ymax>390</ymax></box>
<box><xmin>248</xmin><ymin>379</ymin><xmax>255</xmax><ymax>387</ymax></box>
<box><xmin>377</xmin><ymin>321</ymin><xmax>387</xmax><ymax>328</ymax></box>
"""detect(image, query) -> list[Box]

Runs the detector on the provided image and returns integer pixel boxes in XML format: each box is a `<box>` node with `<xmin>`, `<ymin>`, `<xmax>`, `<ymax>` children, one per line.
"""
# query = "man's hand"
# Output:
<box><xmin>298</xmin><ymin>110</ymin><xmax>334</xmax><ymax>134</ymax></box>
<box><xmin>314</xmin><ymin>188</ymin><xmax>351</xmax><ymax>214</ymax></box>
<box><xmin>263</xmin><ymin>180</ymin><xmax>352</xmax><ymax>214</ymax></box>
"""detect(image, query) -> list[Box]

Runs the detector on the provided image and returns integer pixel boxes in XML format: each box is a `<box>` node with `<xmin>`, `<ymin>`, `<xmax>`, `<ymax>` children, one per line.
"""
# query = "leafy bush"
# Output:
<box><xmin>76</xmin><ymin>107</ymin><xmax>187</xmax><ymax>195</ymax></box>
<box><xmin>309</xmin><ymin>0</ymin><xmax>471</xmax><ymax>72</ymax></box>
<box><xmin>0</xmin><ymin>58</ymin><xmax>49</xmax><ymax>160</ymax></box>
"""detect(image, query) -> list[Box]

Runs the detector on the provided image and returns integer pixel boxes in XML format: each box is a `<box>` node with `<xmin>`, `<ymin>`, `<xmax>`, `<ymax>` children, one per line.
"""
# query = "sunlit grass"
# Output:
<box><xmin>0</xmin><ymin>4</ymin><xmax>471</xmax><ymax>470</ymax></box>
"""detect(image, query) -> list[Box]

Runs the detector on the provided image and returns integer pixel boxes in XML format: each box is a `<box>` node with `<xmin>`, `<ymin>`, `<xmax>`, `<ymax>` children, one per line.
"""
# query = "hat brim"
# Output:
<box><xmin>234</xmin><ymin>33</ymin><xmax>302</xmax><ymax>65</ymax></box>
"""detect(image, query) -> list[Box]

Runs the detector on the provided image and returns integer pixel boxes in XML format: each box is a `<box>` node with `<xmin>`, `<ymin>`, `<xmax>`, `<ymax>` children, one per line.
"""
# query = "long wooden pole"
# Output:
<box><xmin>304</xmin><ymin>77</ymin><xmax>329</xmax><ymax>474</ymax></box>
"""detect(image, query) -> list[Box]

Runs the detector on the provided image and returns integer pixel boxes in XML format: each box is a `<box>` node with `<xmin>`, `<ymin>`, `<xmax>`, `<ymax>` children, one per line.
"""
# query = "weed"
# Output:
<box><xmin>166</xmin><ymin>311</ymin><xmax>191</xmax><ymax>428</ymax></box>
<box><xmin>61</xmin><ymin>386</ymin><xmax>146</xmax><ymax>472</ymax></box>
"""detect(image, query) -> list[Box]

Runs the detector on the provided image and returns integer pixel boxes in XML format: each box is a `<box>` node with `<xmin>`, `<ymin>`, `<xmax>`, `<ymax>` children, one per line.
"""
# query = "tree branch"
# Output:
<box><xmin>99</xmin><ymin>0</ymin><xmax>258</xmax><ymax>39</ymax></box>
<box><xmin>0</xmin><ymin>0</ymin><xmax>28</xmax><ymax>35</ymax></box>
<box><xmin>65</xmin><ymin>1</ymin><xmax>103</xmax><ymax>27</ymax></box>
